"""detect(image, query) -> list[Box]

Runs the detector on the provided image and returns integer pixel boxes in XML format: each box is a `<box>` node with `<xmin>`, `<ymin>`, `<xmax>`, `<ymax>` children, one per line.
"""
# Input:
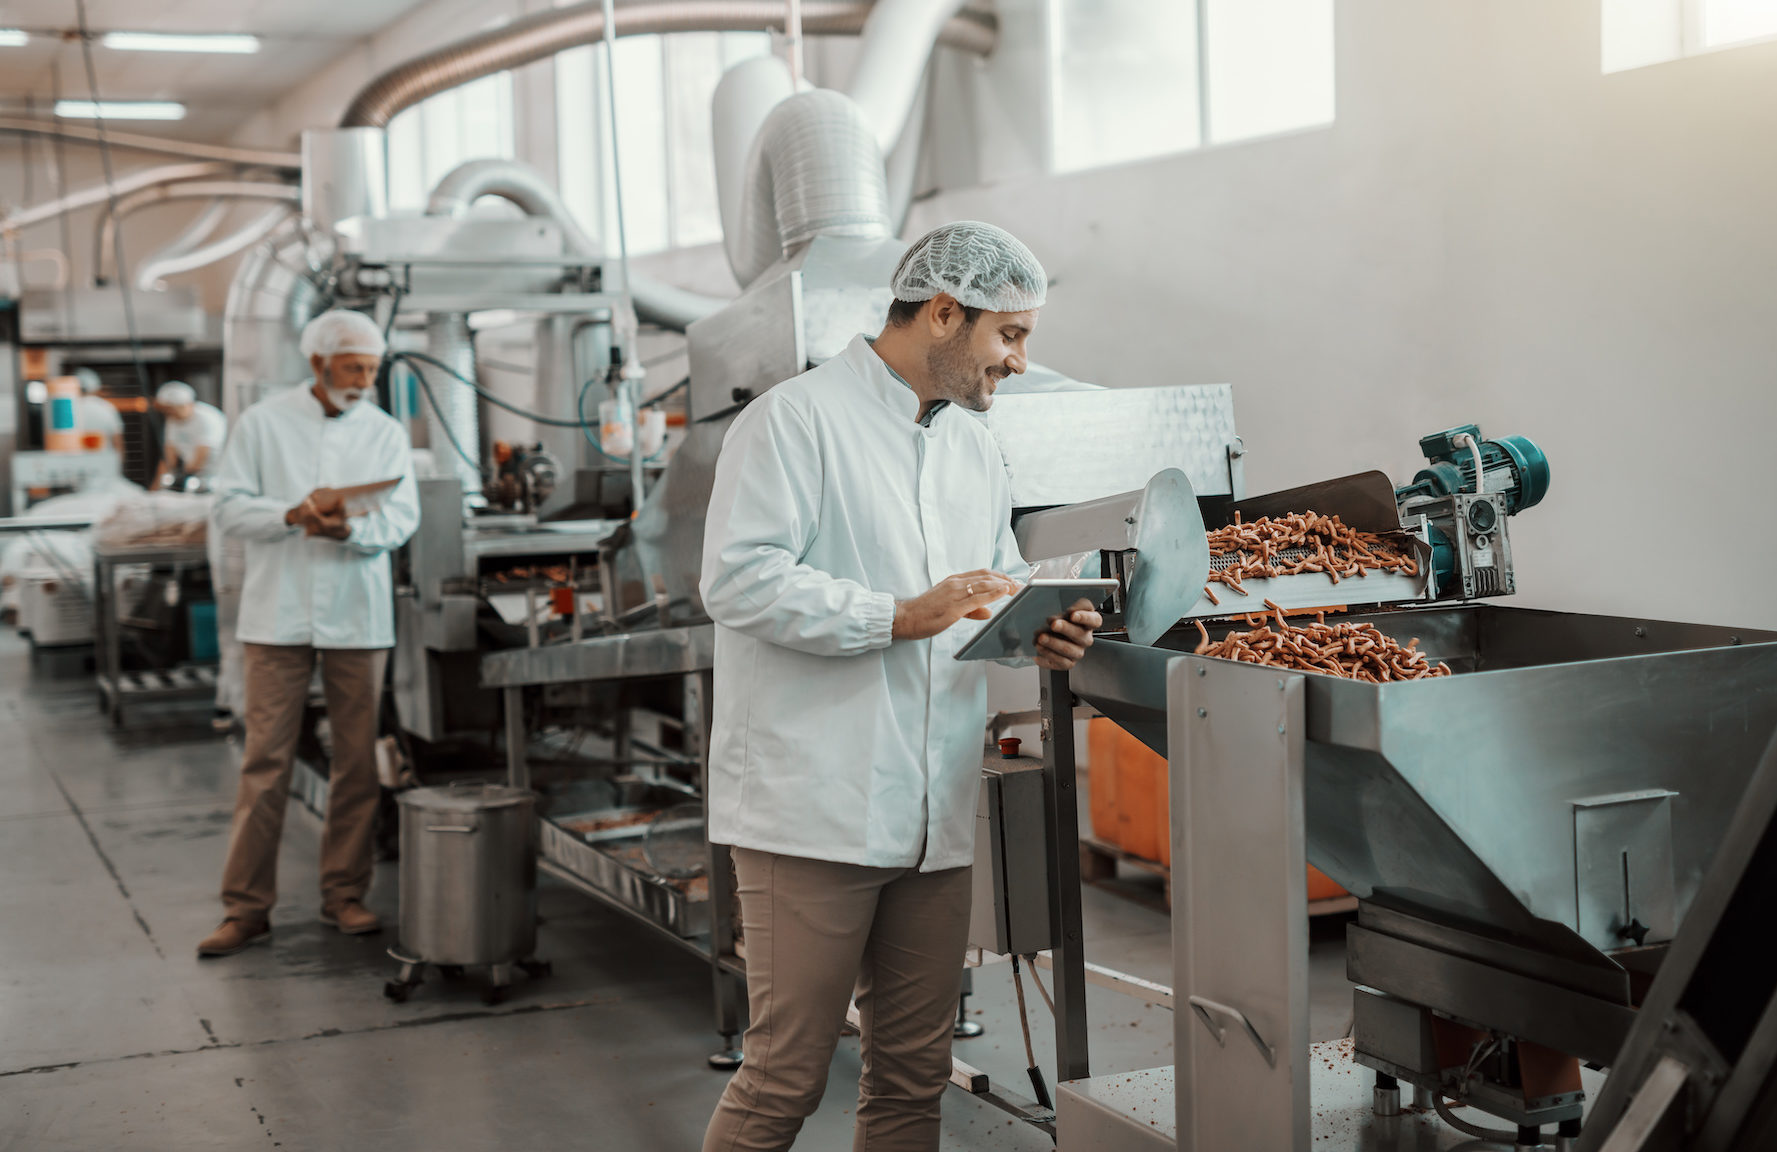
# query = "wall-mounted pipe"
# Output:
<box><xmin>94</xmin><ymin>182</ymin><xmax>300</xmax><ymax>284</ymax></box>
<box><xmin>135</xmin><ymin>204</ymin><xmax>298</xmax><ymax>291</ymax></box>
<box><xmin>338</xmin><ymin>0</ymin><xmax>995</xmax><ymax>129</ymax></box>
<box><xmin>0</xmin><ymin>116</ymin><xmax>300</xmax><ymax>170</ymax></box>
<box><xmin>118</xmin><ymin>199</ymin><xmax>229</xmax><ymax>287</ymax></box>
<box><xmin>2</xmin><ymin>161</ymin><xmax>233</xmax><ymax>233</ymax></box>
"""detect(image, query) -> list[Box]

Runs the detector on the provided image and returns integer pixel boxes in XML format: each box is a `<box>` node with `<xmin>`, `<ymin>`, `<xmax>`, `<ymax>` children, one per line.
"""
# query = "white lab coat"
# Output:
<box><xmin>78</xmin><ymin>395</ymin><xmax>122</xmax><ymax>442</ymax></box>
<box><xmin>212</xmin><ymin>384</ymin><xmax>419</xmax><ymax>649</ymax></box>
<box><xmin>165</xmin><ymin>401</ymin><xmax>228</xmax><ymax>477</ymax></box>
<box><xmin>701</xmin><ymin>334</ymin><xmax>1031</xmax><ymax>872</ymax></box>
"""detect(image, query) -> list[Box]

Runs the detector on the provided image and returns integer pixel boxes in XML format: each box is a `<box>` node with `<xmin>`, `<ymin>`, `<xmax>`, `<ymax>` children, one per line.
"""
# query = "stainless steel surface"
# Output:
<box><xmin>533</xmin><ymin>312</ymin><xmax>615</xmax><ymax>514</ymax></box>
<box><xmin>397</xmin><ymin>784</ymin><xmax>538</xmax><ymax>967</ymax></box>
<box><xmin>1169</xmin><ymin>655</ymin><xmax>1310</xmax><ymax>1151</ymax></box>
<box><xmin>1124</xmin><ymin>468</ymin><xmax>1210</xmax><ymax>646</ymax></box>
<box><xmin>985</xmin><ymin>384</ymin><xmax>1241</xmax><ymax>508</ymax></box>
<box><xmin>538</xmin><ymin>816</ymin><xmax>707</xmax><ymax>938</ymax></box>
<box><xmin>1595</xmin><ymin>1056</ymin><xmax>1689</xmax><ymax>1152</ymax></box>
<box><xmin>1573</xmin><ymin>790</ymin><xmax>1677</xmax><ymax>953</ymax></box>
<box><xmin>337</xmin><ymin>1</ymin><xmax>998</xmax><ymax>129</ymax></box>
<box><xmin>19</xmin><ymin>285</ymin><xmax>207</xmax><ymax>343</ymax></box>
<box><xmin>1056</xmin><ymin>1066</ymin><xmax>1175</xmax><ymax>1152</ymax></box>
<box><xmin>463</xmin><ymin>521</ymin><xmax>622</xmax><ymax>561</ymax></box>
<box><xmin>1346</xmin><ymin>925</ymin><xmax>1635</xmax><ymax>1067</ymax></box>
<box><xmin>968</xmin><ymin>759</ymin><xmax>1053</xmax><ymax>957</ymax></box>
<box><xmin>686</xmin><ymin>268</ymin><xmax>804</xmax><ymax>422</ymax></box>
<box><xmin>1231</xmin><ymin>471</ymin><xmax>1405</xmax><ymax>535</ymax></box>
<box><xmin>1012</xmin><ymin>489</ymin><xmax>1141</xmax><ymax>561</ymax></box>
<box><xmin>422</xmin><ymin>313</ymin><xmax>482</xmax><ymax>497</ymax></box>
<box><xmin>410</xmin><ymin>478</ymin><xmax>467</xmax><ymax>605</ymax></box>
<box><xmin>300</xmin><ymin>128</ymin><xmax>388</xmax><ymax>233</ymax></box>
<box><xmin>1076</xmin><ymin>605</ymin><xmax>1777</xmax><ymax>960</ymax></box>
<box><xmin>480</xmin><ymin>623</ymin><xmax>715</xmax><ymax>688</ymax></box>
<box><xmin>1353</xmin><ymin>988</ymin><xmax>1439</xmax><ymax>1084</ymax></box>
<box><xmin>628</xmin><ymin>417</ymin><xmax>734</xmax><ymax>620</ymax></box>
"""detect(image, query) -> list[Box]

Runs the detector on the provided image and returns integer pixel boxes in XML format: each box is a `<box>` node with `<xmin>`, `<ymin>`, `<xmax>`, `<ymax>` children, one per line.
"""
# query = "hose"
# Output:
<box><xmin>1433</xmin><ymin>1094</ymin><xmax>1520</xmax><ymax>1144</ymax></box>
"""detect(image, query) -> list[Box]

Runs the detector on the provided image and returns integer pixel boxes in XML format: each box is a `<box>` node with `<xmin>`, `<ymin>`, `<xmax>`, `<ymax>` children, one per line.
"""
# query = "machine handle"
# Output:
<box><xmin>1188</xmin><ymin>995</ymin><xmax>1277</xmax><ymax>1069</ymax></box>
<box><xmin>425</xmin><ymin>825</ymin><xmax>478</xmax><ymax>834</ymax></box>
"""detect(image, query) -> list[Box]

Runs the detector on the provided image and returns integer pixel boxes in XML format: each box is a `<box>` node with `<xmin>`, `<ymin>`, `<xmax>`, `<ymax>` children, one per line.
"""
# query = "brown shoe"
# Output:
<box><xmin>320</xmin><ymin>900</ymin><xmax>382</xmax><ymax>935</ymax></box>
<box><xmin>197</xmin><ymin>918</ymin><xmax>271</xmax><ymax>958</ymax></box>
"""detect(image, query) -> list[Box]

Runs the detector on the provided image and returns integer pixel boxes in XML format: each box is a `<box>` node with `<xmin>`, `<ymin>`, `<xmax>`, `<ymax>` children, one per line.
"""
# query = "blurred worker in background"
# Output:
<box><xmin>74</xmin><ymin>367</ymin><xmax>124</xmax><ymax>456</ymax></box>
<box><xmin>150</xmin><ymin>381</ymin><xmax>228</xmax><ymax>491</ymax></box>
<box><xmin>197</xmin><ymin>309</ymin><xmax>419</xmax><ymax>959</ymax></box>
<box><xmin>700</xmin><ymin>222</ymin><xmax>1101</xmax><ymax>1152</ymax></box>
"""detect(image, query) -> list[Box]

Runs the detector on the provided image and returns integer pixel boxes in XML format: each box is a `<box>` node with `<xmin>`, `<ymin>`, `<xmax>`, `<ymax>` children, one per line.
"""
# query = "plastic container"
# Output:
<box><xmin>45</xmin><ymin>377</ymin><xmax>83</xmax><ymax>453</ymax></box>
<box><xmin>188</xmin><ymin>600</ymin><xmax>219</xmax><ymax>663</ymax></box>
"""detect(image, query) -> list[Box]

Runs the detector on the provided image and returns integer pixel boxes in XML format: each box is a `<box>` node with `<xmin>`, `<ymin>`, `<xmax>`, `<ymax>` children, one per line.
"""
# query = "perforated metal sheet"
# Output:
<box><xmin>985</xmin><ymin>384</ymin><xmax>1239</xmax><ymax>508</ymax></box>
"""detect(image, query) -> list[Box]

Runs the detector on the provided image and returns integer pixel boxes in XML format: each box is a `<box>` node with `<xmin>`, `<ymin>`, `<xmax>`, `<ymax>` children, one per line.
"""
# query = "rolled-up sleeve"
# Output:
<box><xmin>212</xmin><ymin>415</ymin><xmax>299</xmax><ymax>543</ymax></box>
<box><xmin>701</xmin><ymin>394</ymin><xmax>896</xmax><ymax>658</ymax></box>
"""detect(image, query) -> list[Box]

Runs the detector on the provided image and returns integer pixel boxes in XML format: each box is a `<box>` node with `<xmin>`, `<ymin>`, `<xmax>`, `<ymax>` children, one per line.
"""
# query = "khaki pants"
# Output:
<box><xmin>219</xmin><ymin>643</ymin><xmax>388</xmax><ymax>921</ymax></box>
<box><xmin>703</xmin><ymin>848</ymin><xmax>974</xmax><ymax>1152</ymax></box>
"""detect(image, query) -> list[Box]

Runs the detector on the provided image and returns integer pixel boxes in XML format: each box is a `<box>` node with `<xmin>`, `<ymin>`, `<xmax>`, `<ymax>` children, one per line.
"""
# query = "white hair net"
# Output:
<box><xmin>74</xmin><ymin>367</ymin><xmax>103</xmax><ymax>394</ymax></box>
<box><xmin>156</xmin><ymin>381</ymin><xmax>196</xmax><ymax>407</ymax></box>
<box><xmin>889</xmin><ymin>221</ymin><xmax>1047</xmax><ymax>313</ymax></box>
<box><xmin>299</xmin><ymin>309</ymin><xmax>387</xmax><ymax>361</ymax></box>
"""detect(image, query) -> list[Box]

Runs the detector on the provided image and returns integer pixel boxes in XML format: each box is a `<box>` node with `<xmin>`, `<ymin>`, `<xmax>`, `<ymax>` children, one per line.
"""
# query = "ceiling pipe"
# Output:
<box><xmin>339</xmin><ymin>0</ymin><xmax>996</xmax><ymax>129</ymax></box>
<box><xmin>845</xmin><ymin>0</ymin><xmax>970</xmax><ymax>156</ymax></box>
<box><xmin>1</xmin><ymin>161</ymin><xmax>234</xmax><ymax>233</ymax></box>
<box><xmin>135</xmin><ymin>203</ymin><xmax>297</xmax><ymax>291</ymax></box>
<box><xmin>95</xmin><ymin>182</ymin><xmax>300</xmax><ymax>284</ymax></box>
<box><xmin>0</xmin><ymin>116</ymin><xmax>299</xmax><ymax>170</ymax></box>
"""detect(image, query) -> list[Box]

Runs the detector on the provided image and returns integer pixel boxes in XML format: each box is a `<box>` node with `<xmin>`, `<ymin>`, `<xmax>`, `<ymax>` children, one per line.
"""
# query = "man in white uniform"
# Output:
<box><xmin>150</xmin><ymin>381</ymin><xmax>228</xmax><ymax>490</ymax></box>
<box><xmin>74</xmin><ymin>368</ymin><xmax>124</xmax><ymax>456</ymax></box>
<box><xmin>197</xmin><ymin>310</ymin><xmax>419</xmax><ymax>958</ymax></box>
<box><xmin>700</xmin><ymin>222</ymin><xmax>1101</xmax><ymax>1152</ymax></box>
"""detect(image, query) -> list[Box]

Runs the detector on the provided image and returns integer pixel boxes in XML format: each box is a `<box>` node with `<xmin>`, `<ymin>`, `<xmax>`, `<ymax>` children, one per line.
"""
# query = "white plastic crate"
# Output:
<box><xmin>23</xmin><ymin>577</ymin><xmax>95</xmax><ymax>646</ymax></box>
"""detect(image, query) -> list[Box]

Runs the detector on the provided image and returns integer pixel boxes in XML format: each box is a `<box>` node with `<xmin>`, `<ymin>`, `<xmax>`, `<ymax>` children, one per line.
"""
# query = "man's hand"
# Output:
<box><xmin>1033</xmin><ymin>600</ymin><xmax>1102</xmax><ymax>672</ymax></box>
<box><xmin>286</xmin><ymin>488</ymin><xmax>350</xmax><ymax>539</ymax></box>
<box><xmin>304</xmin><ymin>507</ymin><xmax>351</xmax><ymax>540</ymax></box>
<box><xmin>893</xmin><ymin>570</ymin><xmax>1019</xmax><ymax>641</ymax></box>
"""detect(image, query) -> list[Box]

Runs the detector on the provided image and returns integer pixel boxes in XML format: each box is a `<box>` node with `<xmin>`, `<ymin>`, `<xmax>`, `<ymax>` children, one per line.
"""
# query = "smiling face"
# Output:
<box><xmin>922</xmin><ymin>298</ymin><xmax>1038</xmax><ymax>413</ymax></box>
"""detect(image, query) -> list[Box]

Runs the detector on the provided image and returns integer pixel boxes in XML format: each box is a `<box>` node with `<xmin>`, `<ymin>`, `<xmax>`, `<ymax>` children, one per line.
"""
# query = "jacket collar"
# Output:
<box><xmin>847</xmin><ymin>334</ymin><xmax>948</xmax><ymax>427</ymax></box>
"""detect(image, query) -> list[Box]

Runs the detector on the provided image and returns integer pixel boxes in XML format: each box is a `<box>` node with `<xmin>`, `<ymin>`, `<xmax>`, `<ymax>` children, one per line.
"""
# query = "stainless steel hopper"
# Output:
<box><xmin>1074</xmin><ymin>605</ymin><xmax>1777</xmax><ymax>958</ymax></box>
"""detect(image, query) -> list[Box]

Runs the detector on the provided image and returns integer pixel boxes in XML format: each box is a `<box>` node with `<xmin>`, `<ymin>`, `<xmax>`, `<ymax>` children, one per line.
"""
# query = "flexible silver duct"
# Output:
<box><xmin>338</xmin><ymin>0</ymin><xmax>996</xmax><ymax>129</ymax></box>
<box><xmin>136</xmin><ymin>204</ymin><xmax>297</xmax><ymax>291</ymax></box>
<box><xmin>421</xmin><ymin>313</ymin><xmax>484</xmax><ymax>497</ymax></box>
<box><xmin>846</xmin><ymin>0</ymin><xmax>970</xmax><ymax>155</ymax></box>
<box><xmin>729</xmin><ymin>89</ymin><xmax>892</xmax><ymax>288</ymax></box>
<box><xmin>0</xmin><ymin>116</ymin><xmax>300</xmax><ymax>170</ymax></box>
<box><xmin>222</xmin><ymin>219</ymin><xmax>327</xmax><ymax>423</ymax></box>
<box><xmin>426</xmin><ymin>158</ymin><xmax>726</xmax><ymax>330</ymax></box>
<box><xmin>96</xmin><ymin>182</ymin><xmax>300</xmax><ymax>283</ymax></box>
<box><xmin>104</xmin><ymin>197</ymin><xmax>226</xmax><ymax>285</ymax></box>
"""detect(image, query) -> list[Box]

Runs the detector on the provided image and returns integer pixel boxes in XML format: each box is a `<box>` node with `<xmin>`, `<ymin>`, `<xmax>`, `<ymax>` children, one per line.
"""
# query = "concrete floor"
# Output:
<box><xmin>0</xmin><ymin>629</ymin><xmax>1359</xmax><ymax>1150</ymax></box>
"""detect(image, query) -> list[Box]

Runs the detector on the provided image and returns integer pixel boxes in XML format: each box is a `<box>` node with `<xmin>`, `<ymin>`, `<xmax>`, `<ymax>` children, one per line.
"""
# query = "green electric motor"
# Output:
<box><xmin>1395</xmin><ymin>424</ymin><xmax>1551</xmax><ymax>515</ymax></box>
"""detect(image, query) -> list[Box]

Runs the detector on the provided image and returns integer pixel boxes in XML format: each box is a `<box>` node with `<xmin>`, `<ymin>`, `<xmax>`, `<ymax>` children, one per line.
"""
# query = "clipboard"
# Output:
<box><xmin>314</xmin><ymin>478</ymin><xmax>401</xmax><ymax>517</ymax></box>
<box><xmin>953</xmin><ymin>578</ymin><xmax>1118</xmax><ymax>662</ymax></box>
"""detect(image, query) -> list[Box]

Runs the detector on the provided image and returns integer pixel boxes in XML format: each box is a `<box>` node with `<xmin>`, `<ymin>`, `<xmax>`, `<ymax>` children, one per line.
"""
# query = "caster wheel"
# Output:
<box><xmin>438</xmin><ymin>965</ymin><xmax>466</xmax><ymax>980</ymax></box>
<box><xmin>483</xmin><ymin>984</ymin><xmax>509</xmax><ymax>1006</ymax></box>
<box><xmin>383</xmin><ymin>981</ymin><xmax>410</xmax><ymax>1003</ymax></box>
<box><xmin>519</xmin><ymin>959</ymin><xmax>552</xmax><ymax>979</ymax></box>
<box><xmin>708</xmin><ymin>1049</ymin><xmax>744</xmax><ymax>1070</ymax></box>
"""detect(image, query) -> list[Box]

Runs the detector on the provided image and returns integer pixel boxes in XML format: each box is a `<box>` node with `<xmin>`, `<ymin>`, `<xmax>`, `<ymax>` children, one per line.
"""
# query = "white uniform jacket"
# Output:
<box><xmin>701</xmin><ymin>334</ymin><xmax>1031</xmax><ymax>872</ymax></box>
<box><xmin>212</xmin><ymin>385</ymin><xmax>419</xmax><ymax>649</ymax></box>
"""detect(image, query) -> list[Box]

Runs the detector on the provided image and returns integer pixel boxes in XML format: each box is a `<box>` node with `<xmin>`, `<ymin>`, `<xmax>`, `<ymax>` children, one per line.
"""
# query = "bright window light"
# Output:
<box><xmin>1702</xmin><ymin>0</ymin><xmax>1777</xmax><ymax>46</ymax></box>
<box><xmin>54</xmin><ymin>100</ymin><xmax>187</xmax><ymax>121</ymax></box>
<box><xmin>100</xmin><ymin>32</ymin><xmax>260</xmax><ymax>54</ymax></box>
<box><xmin>0</xmin><ymin>29</ymin><xmax>29</xmax><ymax>47</ymax></box>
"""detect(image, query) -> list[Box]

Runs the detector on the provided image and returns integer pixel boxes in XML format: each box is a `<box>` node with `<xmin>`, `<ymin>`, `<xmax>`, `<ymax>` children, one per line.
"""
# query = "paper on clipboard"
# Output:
<box><xmin>315</xmin><ymin>478</ymin><xmax>401</xmax><ymax>517</ymax></box>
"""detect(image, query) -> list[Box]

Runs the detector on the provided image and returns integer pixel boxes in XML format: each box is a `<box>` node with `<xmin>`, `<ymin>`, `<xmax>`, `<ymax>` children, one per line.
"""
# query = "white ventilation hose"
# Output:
<box><xmin>845</xmin><ymin>0</ymin><xmax>968</xmax><ymax>155</ymax></box>
<box><xmin>714</xmin><ymin>55</ymin><xmax>799</xmax><ymax>280</ymax></box>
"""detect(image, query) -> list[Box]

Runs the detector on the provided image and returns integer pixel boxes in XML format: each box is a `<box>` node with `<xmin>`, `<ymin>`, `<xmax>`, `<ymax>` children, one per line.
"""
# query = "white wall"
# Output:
<box><xmin>909</xmin><ymin>0</ymin><xmax>1777</xmax><ymax>631</ymax></box>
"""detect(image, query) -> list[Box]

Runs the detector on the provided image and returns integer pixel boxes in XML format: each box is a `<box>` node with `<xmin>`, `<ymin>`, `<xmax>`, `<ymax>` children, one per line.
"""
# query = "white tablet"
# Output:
<box><xmin>954</xmin><ymin>578</ymin><xmax>1119</xmax><ymax>662</ymax></box>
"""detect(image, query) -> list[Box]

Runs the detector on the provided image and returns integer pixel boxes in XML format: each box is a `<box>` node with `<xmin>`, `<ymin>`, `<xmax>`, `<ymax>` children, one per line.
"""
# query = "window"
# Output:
<box><xmin>1048</xmin><ymin>0</ymin><xmax>1334</xmax><ymax>174</ymax></box>
<box><xmin>385</xmin><ymin>72</ymin><xmax>517</xmax><ymax>211</ymax></box>
<box><xmin>556</xmin><ymin>31</ymin><xmax>771</xmax><ymax>256</ymax></box>
<box><xmin>1603</xmin><ymin>0</ymin><xmax>1777</xmax><ymax>73</ymax></box>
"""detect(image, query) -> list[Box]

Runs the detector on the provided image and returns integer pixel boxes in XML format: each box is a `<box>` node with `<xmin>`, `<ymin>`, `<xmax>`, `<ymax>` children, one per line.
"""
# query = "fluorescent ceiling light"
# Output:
<box><xmin>0</xmin><ymin>29</ymin><xmax>30</xmax><ymax>47</ymax></box>
<box><xmin>100</xmin><ymin>31</ymin><xmax>260</xmax><ymax>54</ymax></box>
<box><xmin>55</xmin><ymin>100</ymin><xmax>187</xmax><ymax>121</ymax></box>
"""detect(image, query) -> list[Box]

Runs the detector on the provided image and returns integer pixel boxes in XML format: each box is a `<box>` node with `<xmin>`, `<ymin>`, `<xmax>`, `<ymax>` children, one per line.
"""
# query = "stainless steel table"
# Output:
<box><xmin>92</xmin><ymin>542</ymin><xmax>216</xmax><ymax>726</ymax></box>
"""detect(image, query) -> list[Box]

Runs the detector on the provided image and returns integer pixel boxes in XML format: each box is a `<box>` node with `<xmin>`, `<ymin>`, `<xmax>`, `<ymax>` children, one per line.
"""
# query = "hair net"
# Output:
<box><xmin>299</xmin><ymin>309</ymin><xmax>387</xmax><ymax>360</ymax></box>
<box><xmin>74</xmin><ymin>367</ymin><xmax>103</xmax><ymax>394</ymax></box>
<box><xmin>889</xmin><ymin>221</ymin><xmax>1047</xmax><ymax>313</ymax></box>
<box><xmin>156</xmin><ymin>381</ymin><xmax>196</xmax><ymax>407</ymax></box>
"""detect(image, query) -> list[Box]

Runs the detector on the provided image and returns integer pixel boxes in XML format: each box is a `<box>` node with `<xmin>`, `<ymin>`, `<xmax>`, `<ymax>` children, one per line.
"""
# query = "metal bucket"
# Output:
<box><xmin>397</xmin><ymin>783</ymin><xmax>537</xmax><ymax>967</ymax></box>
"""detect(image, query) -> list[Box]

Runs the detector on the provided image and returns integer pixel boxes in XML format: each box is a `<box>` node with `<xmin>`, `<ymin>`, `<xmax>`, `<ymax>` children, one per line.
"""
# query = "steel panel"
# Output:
<box><xmin>480</xmin><ymin>624</ymin><xmax>715</xmax><ymax>688</ymax></box>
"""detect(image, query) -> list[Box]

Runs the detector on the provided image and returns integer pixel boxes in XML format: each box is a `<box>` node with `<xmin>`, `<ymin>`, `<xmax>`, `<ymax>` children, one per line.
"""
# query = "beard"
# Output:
<box><xmin>321</xmin><ymin>365</ymin><xmax>367</xmax><ymax>411</ymax></box>
<box><xmin>924</xmin><ymin>329</ymin><xmax>1007</xmax><ymax>413</ymax></box>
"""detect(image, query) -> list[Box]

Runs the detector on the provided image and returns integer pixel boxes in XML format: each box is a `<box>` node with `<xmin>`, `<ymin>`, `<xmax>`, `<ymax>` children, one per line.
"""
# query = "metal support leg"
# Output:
<box><xmin>1373</xmin><ymin>1071</ymin><xmax>1401</xmax><ymax>1117</ymax></box>
<box><xmin>1554</xmin><ymin>1117</ymin><xmax>1581</xmax><ymax>1151</ymax></box>
<box><xmin>954</xmin><ymin>965</ymin><xmax>984</xmax><ymax>1039</ymax></box>
<box><xmin>688</xmin><ymin>670</ymin><xmax>745</xmax><ymax>1070</ymax></box>
<box><xmin>1039</xmin><ymin>669</ymin><xmax>1090</xmax><ymax>1084</ymax></box>
<box><xmin>503</xmin><ymin>686</ymin><xmax>528</xmax><ymax>790</ymax></box>
<box><xmin>1517</xmin><ymin>1124</ymin><xmax>1543</xmax><ymax>1147</ymax></box>
<box><xmin>1413</xmin><ymin>1084</ymin><xmax>1436</xmax><ymax>1111</ymax></box>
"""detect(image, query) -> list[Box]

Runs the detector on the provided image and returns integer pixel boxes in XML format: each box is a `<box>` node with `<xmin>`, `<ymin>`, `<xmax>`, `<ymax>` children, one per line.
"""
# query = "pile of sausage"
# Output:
<box><xmin>1193</xmin><ymin>602</ymin><xmax>1451</xmax><ymax>682</ymax></box>
<box><xmin>1202</xmin><ymin>511</ymin><xmax>1417</xmax><ymax>606</ymax></box>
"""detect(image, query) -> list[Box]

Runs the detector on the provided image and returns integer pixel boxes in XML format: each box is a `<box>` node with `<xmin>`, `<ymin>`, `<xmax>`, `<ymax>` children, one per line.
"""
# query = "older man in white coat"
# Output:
<box><xmin>197</xmin><ymin>310</ymin><xmax>419</xmax><ymax>958</ymax></box>
<box><xmin>700</xmin><ymin>222</ymin><xmax>1101</xmax><ymax>1152</ymax></box>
